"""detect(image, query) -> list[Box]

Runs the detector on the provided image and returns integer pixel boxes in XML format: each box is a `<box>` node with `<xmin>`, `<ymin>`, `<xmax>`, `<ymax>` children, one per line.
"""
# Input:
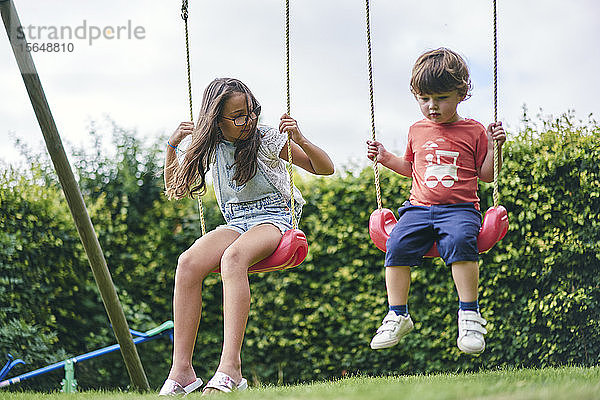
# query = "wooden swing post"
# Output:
<box><xmin>0</xmin><ymin>0</ymin><xmax>149</xmax><ymax>391</ymax></box>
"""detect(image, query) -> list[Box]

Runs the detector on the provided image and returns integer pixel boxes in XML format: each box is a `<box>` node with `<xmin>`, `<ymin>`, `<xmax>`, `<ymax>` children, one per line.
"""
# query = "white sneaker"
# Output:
<box><xmin>370</xmin><ymin>311</ymin><xmax>414</xmax><ymax>349</ymax></box>
<box><xmin>457</xmin><ymin>309</ymin><xmax>488</xmax><ymax>354</ymax></box>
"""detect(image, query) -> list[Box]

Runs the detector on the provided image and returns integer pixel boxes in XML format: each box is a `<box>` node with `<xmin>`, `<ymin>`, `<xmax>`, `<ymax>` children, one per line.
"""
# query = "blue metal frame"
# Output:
<box><xmin>0</xmin><ymin>354</ymin><xmax>26</xmax><ymax>381</ymax></box>
<box><xmin>0</xmin><ymin>321</ymin><xmax>173</xmax><ymax>388</ymax></box>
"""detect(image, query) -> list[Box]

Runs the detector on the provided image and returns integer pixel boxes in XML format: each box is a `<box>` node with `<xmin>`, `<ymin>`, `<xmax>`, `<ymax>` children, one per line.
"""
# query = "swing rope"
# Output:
<box><xmin>492</xmin><ymin>0</ymin><xmax>500</xmax><ymax>208</ymax></box>
<box><xmin>181</xmin><ymin>0</ymin><xmax>206</xmax><ymax>236</ymax></box>
<box><xmin>285</xmin><ymin>0</ymin><xmax>298</xmax><ymax>229</ymax></box>
<box><xmin>364</xmin><ymin>0</ymin><xmax>383</xmax><ymax>211</ymax></box>
<box><xmin>181</xmin><ymin>1</ymin><xmax>193</xmax><ymax>124</ymax></box>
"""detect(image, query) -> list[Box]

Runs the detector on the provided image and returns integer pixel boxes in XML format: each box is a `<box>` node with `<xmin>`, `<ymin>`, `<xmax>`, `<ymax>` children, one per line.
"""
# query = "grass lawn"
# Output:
<box><xmin>1</xmin><ymin>366</ymin><xmax>598</xmax><ymax>400</ymax></box>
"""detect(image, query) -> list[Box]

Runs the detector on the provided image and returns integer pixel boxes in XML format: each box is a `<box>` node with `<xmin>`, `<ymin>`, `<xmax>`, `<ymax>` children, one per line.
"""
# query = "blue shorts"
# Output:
<box><xmin>384</xmin><ymin>201</ymin><xmax>481</xmax><ymax>267</ymax></box>
<box><xmin>218</xmin><ymin>193</ymin><xmax>302</xmax><ymax>235</ymax></box>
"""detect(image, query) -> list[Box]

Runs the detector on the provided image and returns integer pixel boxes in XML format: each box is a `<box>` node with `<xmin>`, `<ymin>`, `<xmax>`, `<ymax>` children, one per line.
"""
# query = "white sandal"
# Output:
<box><xmin>202</xmin><ymin>371</ymin><xmax>248</xmax><ymax>394</ymax></box>
<box><xmin>159</xmin><ymin>378</ymin><xmax>203</xmax><ymax>396</ymax></box>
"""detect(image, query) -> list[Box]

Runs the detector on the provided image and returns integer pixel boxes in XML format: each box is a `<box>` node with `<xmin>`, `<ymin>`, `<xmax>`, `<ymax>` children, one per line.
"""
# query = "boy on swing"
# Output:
<box><xmin>366</xmin><ymin>48</ymin><xmax>506</xmax><ymax>354</ymax></box>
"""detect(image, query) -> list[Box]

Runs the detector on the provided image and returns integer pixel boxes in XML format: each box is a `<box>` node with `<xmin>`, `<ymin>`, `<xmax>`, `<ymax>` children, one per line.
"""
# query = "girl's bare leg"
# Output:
<box><xmin>167</xmin><ymin>228</ymin><xmax>240</xmax><ymax>386</ymax></box>
<box><xmin>205</xmin><ymin>223</ymin><xmax>281</xmax><ymax>392</ymax></box>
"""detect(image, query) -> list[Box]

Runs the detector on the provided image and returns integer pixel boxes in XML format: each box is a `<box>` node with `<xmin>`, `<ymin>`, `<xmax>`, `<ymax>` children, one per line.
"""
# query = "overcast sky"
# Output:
<box><xmin>1</xmin><ymin>1</ymin><xmax>598</xmax><ymax>170</ymax></box>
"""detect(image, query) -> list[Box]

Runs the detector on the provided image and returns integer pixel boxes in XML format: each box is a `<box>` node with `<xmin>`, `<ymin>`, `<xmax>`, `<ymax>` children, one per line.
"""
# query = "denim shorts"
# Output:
<box><xmin>218</xmin><ymin>193</ymin><xmax>302</xmax><ymax>234</ymax></box>
<box><xmin>385</xmin><ymin>201</ymin><xmax>481</xmax><ymax>267</ymax></box>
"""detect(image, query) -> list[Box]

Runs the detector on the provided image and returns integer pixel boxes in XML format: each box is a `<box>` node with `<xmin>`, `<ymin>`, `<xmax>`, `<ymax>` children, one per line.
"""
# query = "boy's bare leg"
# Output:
<box><xmin>385</xmin><ymin>266</ymin><xmax>411</xmax><ymax>305</ymax></box>
<box><xmin>451</xmin><ymin>261</ymin><xmax>479</xmax><ymax>302</ymax></box>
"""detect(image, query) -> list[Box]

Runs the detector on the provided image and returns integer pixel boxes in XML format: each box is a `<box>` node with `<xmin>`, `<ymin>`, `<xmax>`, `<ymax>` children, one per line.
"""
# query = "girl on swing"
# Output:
<box><xmin>160</xmin><ymin>77</ymin><xmax>334</xmax><ymax>395</ymax></box>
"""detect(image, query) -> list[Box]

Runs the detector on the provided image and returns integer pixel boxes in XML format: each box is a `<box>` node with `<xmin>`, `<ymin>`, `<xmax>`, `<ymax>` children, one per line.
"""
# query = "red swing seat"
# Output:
<box><xmin>213</xmin><ymin>228</ymin><xmax>308</xmax><ymax>274</ymax></box>
<box><xmin>369</xmin><ymin>206</ymin><xmax>508</xmax><ymax>256</ymax></box>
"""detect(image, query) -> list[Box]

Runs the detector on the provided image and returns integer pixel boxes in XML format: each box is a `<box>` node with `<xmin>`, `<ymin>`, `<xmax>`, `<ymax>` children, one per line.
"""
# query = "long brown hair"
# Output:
<box><xmin>166</xmin><ymin>78</ymin><xmax>261</xmax><ymax>199</ymax></box>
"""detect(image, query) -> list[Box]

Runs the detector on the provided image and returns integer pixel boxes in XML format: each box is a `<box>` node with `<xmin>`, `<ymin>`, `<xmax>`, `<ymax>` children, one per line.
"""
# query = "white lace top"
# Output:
<box><xmin>253</xmin><ymin>125</ymin><xmax>305</xmax><ymax>206</ymax></box>
<box><xmin>177</xmin><ymin>125</ymin><xmax>305</xmax><ymax>207</ymax></box>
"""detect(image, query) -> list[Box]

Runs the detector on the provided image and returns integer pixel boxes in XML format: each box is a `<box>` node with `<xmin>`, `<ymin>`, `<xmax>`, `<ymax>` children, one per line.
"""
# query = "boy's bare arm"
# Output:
<box><xmin>367</xmin><ymin>140</ymin><xmax>412</xmax><ymax>177</ymax></box>
<box><xmin>383</xmin><ymin>155</ymin><xmax>412</xmax><ymax>177</ymax></box>
<box><xmin>478</xmin><ymin>122</ymin><xmax>506</xmax><ymax>182</ymax></box>
<box><xmin>478</xmin><ymin>148</ymin><xmax>500</xmax><ymax>182</ymax></box>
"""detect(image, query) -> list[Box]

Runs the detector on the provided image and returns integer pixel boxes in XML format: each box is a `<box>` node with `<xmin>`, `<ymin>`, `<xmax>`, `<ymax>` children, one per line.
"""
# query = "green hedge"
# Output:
<box><xmin>0</xmin><ymin>112</ymin><xmax>598</xmax><ymax>391</ymax></box>
<box><xmin>246</xmin><ymin>112</ymin><xmax>600</xmax><ymax>381</ymax></box>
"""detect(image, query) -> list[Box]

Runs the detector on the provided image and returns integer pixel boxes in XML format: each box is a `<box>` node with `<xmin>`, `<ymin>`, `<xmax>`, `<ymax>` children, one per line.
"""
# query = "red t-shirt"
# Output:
<box><xmin>404</xmin><ymin>118</ymin><xmax>488</xmax><ymax>209</ymax></box>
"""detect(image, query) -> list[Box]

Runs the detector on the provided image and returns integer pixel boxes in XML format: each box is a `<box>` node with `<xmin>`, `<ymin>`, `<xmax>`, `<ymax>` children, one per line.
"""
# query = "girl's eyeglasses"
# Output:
<box><xmin>221</xmin><ymin>106</ymin><xmax>261</xmax><ymax>127</ymax></box>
